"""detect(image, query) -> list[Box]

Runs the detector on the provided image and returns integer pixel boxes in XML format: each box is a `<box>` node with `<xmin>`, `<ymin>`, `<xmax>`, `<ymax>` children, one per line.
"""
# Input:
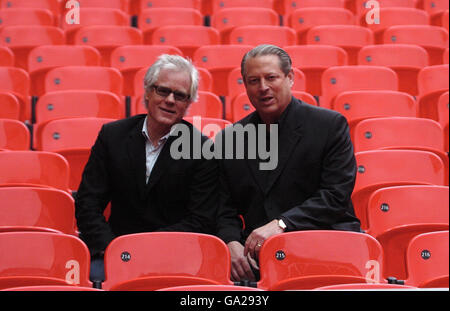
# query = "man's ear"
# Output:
<box><xmin>287</xmin><ymin>69</ymin><xmax>294</xmax><ymax>87</ymax></box>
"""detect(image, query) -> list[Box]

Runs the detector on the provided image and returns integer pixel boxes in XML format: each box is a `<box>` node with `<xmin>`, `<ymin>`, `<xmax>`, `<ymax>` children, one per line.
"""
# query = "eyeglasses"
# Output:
<box><xmin>151</xmin><ymin>85</ymin><xmax>190</xmax><ymax>102</ymax></box>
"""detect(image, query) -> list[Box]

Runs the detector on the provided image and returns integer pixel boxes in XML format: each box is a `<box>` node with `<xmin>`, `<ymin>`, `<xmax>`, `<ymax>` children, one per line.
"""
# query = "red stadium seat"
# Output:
<box><xmin>69</xmin><ymin>0</ymin><xmax>129</xmax><ymax>13</ymax></box>
<box><xmin>315</xmin><ymin>283</ymin><xmax>417</xmax><ymax>290</ymax></box>
<box><xmin>211</xmin><ymin>7</ymin><xmax>279</xmax><ymax>44</ymax></box>
<box><xmin>157</xmin><ymin>284</ymin><xmax>263</xmax><ymax>291</ymax></box>
<box><xmin>101</xmin><ymin>232</ymin><xmax>233</xmax><ymax>290</ymax></box>
<box><xmin>185</xmin><ymin>91</ymin><xmax>223</xmax><ymax>119</ymax></box>
<box><xmin>352</xmin><ymin>150</ymin><xmax>446</xmax><ymax>230</ymax></box>
<box><xmin>278</xmin><ymin>0</ymin><xmax>345</xmax><ymax>18</ymax></box>
<box><xmin>28</xmin><ymin>45</ymin><xmax>102</xmax><ymax>96</ymax></box>
<box><xmin>35</xmin><ymin>90</ymin><xmax>124</xmax><ymax>125</ymax></box>
<box><xmin>0</xmin><ymin>8</ymin><xmax>54</xmax><ymax>28</ymax></box>
<box><xmin>138</xmin><ymin>8</ymin><xmax>203</xmax><ymax>43</ymax></box>
<box><xmin>210</xmin><ymin>0</ymin><xmax>274</xmax><ymax>14</ymax></box>
<box><xmin>0</xmin><ymin>118</ymin><xmax>29</xmax><ymax>150</ymax></box>
<box><xmin>0</xmin><ymin>92</ymin><xmax>20</xmax><ymax>120</ymax></box>
<box><xmin>358</xmin><ymin>44</ymin><xmax>429</xmax><ymax>96</ymax></box>
<box><xmin>0</xmin><ymin>187</ymin><xmax>77</xmax><ymax>235</ymax></box>
<box><xmin>289</xmin><ymin>8</ymin><xmax>355</xmax><ymax>44</ymax></box>
<box><xmin>61</xmin><ymin>8</ymin><xmax>130</xmax><ymax>44</ymax></box>
<box><xmin>0</xmin><ymin>67</ymin><xmax>30</xmax><ymax>122</ymax></box>
<box><xmin>285</xmin><ymin>45</ymin><xmax>348</xmax><ymax>97</ymax></box>
<box><xmin>183</xmin><ymin>116</ymin><xmax>232</xmax><ymax>140</ymax></box>
<box><xmin>353</xmin><ymin>117</ymin><xmax>448</xmax><ymax>185</ymax></box>
<box><xmin>0</xmin><ymin>46</ymin><xmax>14</xmax><ymax>66</ymax></box>
<box><xmin>366</xmin><ymin>186</ymin><xmax>449</xmax><ymax>280</ymax></box>
<box><xmin>437</xmin><ymin>91</ymin><xmax>449</xmax><ymax>152</ymax></box>
<box><xmin>34</xmin><ymin>117</ymin><xmax>116</xmax><ymax>191</ymax></box>
<box><xmin>0</xmin><ymin>232</ymin><xmax>92</xmax><ymax>290</ymax></box>
<box><xmin>359</xmin><ymin>8</ymin><xmax>429</xmax><ymax>44</ymax></box>
<box><xmin>421</xmin><ymin>0</ymin><xmax>449</xmax><ymax>16</ymax></box>
<box><xmin>383</xmin><ymin>25</ymin><xmax>449</xmax><ymax>65</ymax></box>
<box><xmin>306</xmin><ymin>25</ymin><xmax>374</xmax><ymax>65</ymax></box>
<box><xmin>3</xmin><ymin>285</ymin><xmax>103</xmax><ymax>291</ymax></box>
<box><xmin>229</xmin><ymin>25</ymin><xmax>297</xmax><ymax>47</ymax></box>
<box><xmin>417</xmin><ymin>64</ymin><xmax>449</xmax><ymax>122</ymax></box>
<box><xmin>45</xmin><ymin>66</ymin><xmax>123</xmax><ymax>96</ymax></box>
<box><xmin>353</xmin><ymin>0</ymin><xmax>417</xmax><ymax>16</ymax></box>
<box><xmin>0</xmin><ymin>150</ymin><xmax>70</xmax><ymax>192</ymax></box>
<box><xmin>333</xmin><ymin>90</ymin><xmax>417</xmax><ymax>140</ymax></box>
<box><xmin>405</xmin><ymin>230</ymin><xmax>449</xmax><ymax>288</ymax></box>
<box><xmin>258</xmin><ymin>230</ymin><xmax>384</xmax><ymax>290</ymax></box>
<box><xmin>0</xmin><ymin>25</ymin><xmax>64</xmax><ymax>70</ymax></box>
<box><xmin>110</xmin><ymin>45</ymin><xmax>183</xmax><ymax>96</ymax></box>
<box><xmin>137</xmin><ymin>0</ymin><xmax>202</xmax><ymax>15</ymax></box>
<box><xmin>74</xmin><ymin>26</ymin><xmax>143</xmax><ymax>66</ymax></box>
<box><xmin>0</xmin><ymin>0</ymin><xmax>61</xmax><ymax>17</ymax></box>
<box><xmin>149</xmin><ymin>25</ymin><xmax>220</xmax><ymax>59</ymax></box>
<box><xmin>321</xmin><ymin>66</ymin><xmax>398</xmax><ymax>109</ymax></box>
<box><xmin>193</xmin><ymin>44</ymin><xmax>254</xmax><ymax>96</ymax></box>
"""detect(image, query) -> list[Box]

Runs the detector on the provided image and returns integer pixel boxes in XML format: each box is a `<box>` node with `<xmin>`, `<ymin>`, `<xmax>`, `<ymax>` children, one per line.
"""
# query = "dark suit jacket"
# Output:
<box><xmin>75</xmin><ymin>114</ymin><xmax>218</xmax><ymax>257</ymax></box>
<box><xmin>216</xmin><ymin>97</ymin><xmax>361</xmax><ymax>244</ymax></box>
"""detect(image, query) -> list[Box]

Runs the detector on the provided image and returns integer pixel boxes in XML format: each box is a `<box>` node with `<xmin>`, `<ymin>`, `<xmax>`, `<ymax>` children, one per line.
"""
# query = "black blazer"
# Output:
<box><xmin>216</xmin><ymin>97</ymin><xmax>361</xmax><ymax>244</ymax></box>
<box><xmin>75</xmin><ymin>114</ymin><xmax>218</xmax><ymax>257</ymax></box>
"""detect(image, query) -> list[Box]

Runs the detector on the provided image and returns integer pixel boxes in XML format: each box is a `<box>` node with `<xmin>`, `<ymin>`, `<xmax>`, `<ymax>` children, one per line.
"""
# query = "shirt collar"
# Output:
<box><xmin>141</xmin><ymin>115</ymin><xmax>173</xmax><ymax>145</ymax></box>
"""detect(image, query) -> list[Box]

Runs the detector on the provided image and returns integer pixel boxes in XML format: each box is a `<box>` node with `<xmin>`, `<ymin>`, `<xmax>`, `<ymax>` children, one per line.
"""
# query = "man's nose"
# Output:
<box><xmin>259</xmin><ymin>79</ymin><xmax>269</xmax><ymax>91</ymax></box>
<box><xmin>165</xmin><ymin>92</ymin><xmax>176</xmax><ymax>104</ymax></box>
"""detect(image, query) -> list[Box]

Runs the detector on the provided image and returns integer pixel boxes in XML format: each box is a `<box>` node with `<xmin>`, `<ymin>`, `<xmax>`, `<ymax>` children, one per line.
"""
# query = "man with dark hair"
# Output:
<box><xmin>215</xmin><ymin>44</ymin><xmax>362</xmax><ymax>282</ymax></box>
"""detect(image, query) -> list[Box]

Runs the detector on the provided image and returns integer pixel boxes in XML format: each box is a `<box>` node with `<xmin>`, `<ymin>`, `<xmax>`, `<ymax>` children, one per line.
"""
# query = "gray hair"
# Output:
<box><xmin>143</xmin><ymin>54</ymin><xmax>199</xmax><ymax>102</ymax></box>
<box><xmin>241</xmin><ymin>44</ymin><xmax>292</xmax><ymax>78</ymax></box>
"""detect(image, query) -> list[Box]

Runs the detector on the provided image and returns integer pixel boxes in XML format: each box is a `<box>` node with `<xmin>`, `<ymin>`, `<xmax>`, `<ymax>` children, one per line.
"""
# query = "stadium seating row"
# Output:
<box><xmin>1</xmin><ymin>57</ymin><xmax>448</xmax><ymax>120</ymax></box>
<box><xmin>0</xmin><ymin>24</ymin><xmax>448</xmax><ymax>66</ymax></box>
<box><xmin>0</xmin><ymin>229</ymin><xmax>447</xmax><ymax>290</ymax></box>
<box><xmin>0</xmin><ymin>0</ymin><xmax>448</xmax><ymax>18</ymax></box>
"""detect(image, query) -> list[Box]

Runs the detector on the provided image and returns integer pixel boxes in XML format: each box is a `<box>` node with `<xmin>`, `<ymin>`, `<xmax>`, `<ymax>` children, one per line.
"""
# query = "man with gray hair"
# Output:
<box><xmin>75</xmin><ymin>54</ymin><xmax>218</xmax><ymax>282</ymax></box>
<box><xmin>215</xmin><ymin>45</ymin><xmax>361</xmax><ymax>282</ymax></box>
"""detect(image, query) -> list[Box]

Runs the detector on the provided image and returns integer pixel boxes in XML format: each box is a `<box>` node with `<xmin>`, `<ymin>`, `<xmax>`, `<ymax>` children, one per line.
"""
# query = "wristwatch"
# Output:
<box><xmin>277</xmin><ymin>219</ymin><xmax>287</xmax><ymax>232</ymax></box>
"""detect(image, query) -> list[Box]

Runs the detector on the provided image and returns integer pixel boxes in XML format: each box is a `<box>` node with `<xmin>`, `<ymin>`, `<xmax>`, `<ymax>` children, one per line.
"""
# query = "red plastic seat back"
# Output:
<box><xmin>149</xmin><ymin>25</ymin><xmax>220</xmax><ymax>59</ymax></box>
<box><xmin>35</xmin><ymin>90</ymin><xmax>124</xmax><ymax>125</ymax></box>
<box><xmin>306</xmin><ymin>25</ymin><xmax>374</xmax><ymax>64</ymax></box>
<box><xmin>185</xmin><ymin>91</ymin><xmax>223</xmax><ymax>119</ymax></box>
<box><xmin>353</xmin><ymin>150</ymin><xmax>446</xmax><ymax>229</ymax></box>
<box><xmin>0</xmin><ymin>25</ymin><xmax>65</xmax><ymax>69</ymax></box>
<box><xmin>406</xmin><ymin>230</ymin><xmax>449</xmax><ymax>288</ymax></box>
<box><xmin>383</xmin><ymin>25</ymin><xmax>449</xmax><ymax>65</ymax></box>
<box><xmin>0</xmin><ymin>67</ymin><xmax>30</xmax><ymax>122</ymax></box>
<box><xmin>102</xmin><ymin>232</ymin><xmax>232</xmax><ymax>290</ymax></box>
<box><xmin>35</xmin><ymin>117</ymin><xmax>116</xmax><ymax>152</ymax></box>
<box><xmin>0</xmin><ymin>187</ymin><xmax>77</xmax><ymax>235</ymax></box>
<box><xmin>0</xmin><ymin>232</ymin><xmax>91</xmax><ymax>289</ymax></box>
<box><xmin>45</xmin><ymin>66</ymin><xmax>123</xmax><ymax>96</ymax></box>
<box><xmin>333</xmin><ymin>90</ymin><xmax>417</xmax><ymax>139</ymax></box>
<box><xmin>0</xmin><ymin>118</ymin><xmax>29</xmax><ymax>151</ymax></box>
<box><xmin>0</xmin><ymin>92</ymin><xmax>20</xmax><ymax>120</ymax></box>
<box><xmin>321</xmin><ymin>66</ymin><xmax>398</xmax><ymax>109</ymax></box>
<box><xmin>229</xmin><ymin>25</ymin><xmax>297</xmax><ymax>47</ymax></box>
<box><xmin>367</xmin><ymin>185</ymin><xmax>449</xmax><ymax>238</ymax></box>
<box><xmin>258</xmin><ymin>230</ymin><xmax>384</xmax><ymax>290</ymax></box>
<box><xmin>0</xmin><ymin>151</ymin><xmax>70</xmax><ymax>192</ymax></box>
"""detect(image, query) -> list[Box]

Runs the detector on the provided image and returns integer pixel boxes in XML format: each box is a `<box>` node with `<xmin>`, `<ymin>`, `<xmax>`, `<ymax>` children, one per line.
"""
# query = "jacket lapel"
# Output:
<box><xmin>145</xmin><ymin>134</ymin><xmax>175</xmax><ymax>194</ymax></box>
<box><xmin>262</xmin><ymin>98</ymin><xmax>304</xmax><ymax>194</ymax></box>
<box><xmin>127</xmin><ymin>117</ymin><xmax>147</xmax><ymax>200</ymax></box>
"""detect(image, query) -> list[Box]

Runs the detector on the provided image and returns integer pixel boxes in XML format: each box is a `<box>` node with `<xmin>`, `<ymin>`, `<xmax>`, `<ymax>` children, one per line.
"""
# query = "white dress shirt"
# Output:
<box><xmin>142</xmin><ymin>116</ymin><xmax>171</xmax><ymax>184</ymax></box>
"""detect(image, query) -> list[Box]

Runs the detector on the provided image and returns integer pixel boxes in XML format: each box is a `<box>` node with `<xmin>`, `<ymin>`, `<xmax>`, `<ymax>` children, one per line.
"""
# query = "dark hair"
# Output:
<box><xmin>240</xmin><ymin>44</ymin><xmax>292</xmax><ymax>78</ymax></box>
